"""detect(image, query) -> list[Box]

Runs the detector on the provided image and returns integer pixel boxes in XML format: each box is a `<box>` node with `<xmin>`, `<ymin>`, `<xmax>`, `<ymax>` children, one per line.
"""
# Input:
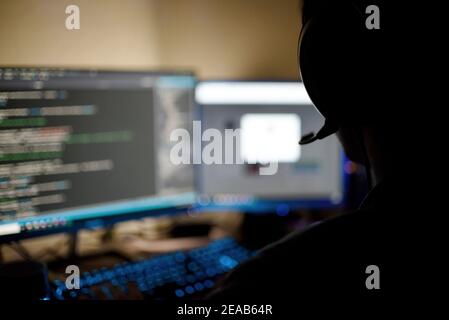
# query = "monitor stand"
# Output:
<box><xmin>239</xmin><ymin>213</ymin><xmax>292</xmax><ymax>249</ymax></box>
<box><xmin>67</xmin><ymin>231</ymin><xmax>78</xmax><ymax>260</ymax></box>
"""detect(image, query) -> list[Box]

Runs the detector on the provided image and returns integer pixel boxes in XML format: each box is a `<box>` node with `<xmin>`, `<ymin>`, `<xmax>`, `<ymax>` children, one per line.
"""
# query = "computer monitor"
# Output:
<box><xmin>195</xmin><ymin>81</ymin><xmax>347</xmax><ymax>214</ymax></box>
<box><xmin>0</xmin><ymin>68</ymin><xmax>196</xmax><ymax>242</ymax></box>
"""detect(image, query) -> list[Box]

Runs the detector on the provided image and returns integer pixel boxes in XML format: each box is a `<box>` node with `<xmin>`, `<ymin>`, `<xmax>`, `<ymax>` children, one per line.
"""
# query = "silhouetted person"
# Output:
<box><xmin>208</xmin><ymin>0</ymin><xmax>425</xmax><ymax>304</ymax></box>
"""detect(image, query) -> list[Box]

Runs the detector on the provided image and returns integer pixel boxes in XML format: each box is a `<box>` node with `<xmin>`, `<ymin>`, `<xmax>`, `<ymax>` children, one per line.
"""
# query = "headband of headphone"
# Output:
<box><xmin>298</xmin><ymin>1</ymin><xmax>384</xmax><ymax>145</ymax></box>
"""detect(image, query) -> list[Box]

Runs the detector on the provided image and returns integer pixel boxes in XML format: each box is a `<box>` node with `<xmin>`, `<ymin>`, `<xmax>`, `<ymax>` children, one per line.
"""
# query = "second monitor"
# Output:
<box><xmin>195</xmin><ymin>81</ymin><xmax>347</xmax><ymax>213</ymax></box>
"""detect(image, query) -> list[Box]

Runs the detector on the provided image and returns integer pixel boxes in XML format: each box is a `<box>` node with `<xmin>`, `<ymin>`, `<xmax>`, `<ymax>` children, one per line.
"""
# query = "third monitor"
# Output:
<box><xmin>195</xmin><ymin>81</ymin><xmax>347</xmax><ymax>213</ymax></box>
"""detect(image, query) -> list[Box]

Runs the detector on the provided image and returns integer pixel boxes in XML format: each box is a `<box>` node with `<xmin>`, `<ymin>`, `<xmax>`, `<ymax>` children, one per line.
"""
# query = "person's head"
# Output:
<box><xmin>298</xmin><ymin>0</ymin><xmax>402</xmax><ymax>185</ymax></box>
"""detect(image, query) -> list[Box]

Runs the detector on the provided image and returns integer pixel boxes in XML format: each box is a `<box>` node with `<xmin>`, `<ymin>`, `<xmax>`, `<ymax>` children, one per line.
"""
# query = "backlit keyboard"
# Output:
<box><xmin>51</xmin><ymin>237</ymin><xmax>252</xmax><ymax>300</ymax></box>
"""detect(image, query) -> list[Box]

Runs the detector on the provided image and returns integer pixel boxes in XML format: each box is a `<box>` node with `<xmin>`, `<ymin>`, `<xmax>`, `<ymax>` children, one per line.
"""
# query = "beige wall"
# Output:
<box><xmin>0</xmin><ymin>0</ymin><xmax>301</xmax><ymax>79</ymax></box>
<box><xmin>0</xmin><ymin>0</ymin><xmax>162</xmax><ymax>69</ymax></box>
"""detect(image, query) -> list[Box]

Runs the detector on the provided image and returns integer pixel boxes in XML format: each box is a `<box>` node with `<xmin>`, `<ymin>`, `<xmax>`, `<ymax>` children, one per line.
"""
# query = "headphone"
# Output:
<box><xmin>297</xmin><ymin>1</ymin><xmax>384</xmax><ymax>189</ymax></box>
<box><xmin>297</xmin><ymin>0</ymin><xmax>383</xmax><ymax>145</ymax></box>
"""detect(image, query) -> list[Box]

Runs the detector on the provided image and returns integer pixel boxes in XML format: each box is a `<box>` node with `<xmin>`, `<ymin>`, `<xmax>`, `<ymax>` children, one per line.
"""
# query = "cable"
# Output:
<box><xmin>8</xmin><ymin>241</ymin><xmax>32</xmax><ymax>261</ymax></box>
<box><xmin>5</xmin><ymin>238</ymin><xmax>70</xmax><ymax>262</ymax></box>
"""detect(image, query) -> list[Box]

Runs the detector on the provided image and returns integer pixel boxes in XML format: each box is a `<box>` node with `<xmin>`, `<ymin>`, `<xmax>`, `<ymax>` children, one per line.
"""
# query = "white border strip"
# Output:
<box><xmin>196</xmin><ymin>82</ymin><xmax>312</xmax><ymax>105</ymax></box>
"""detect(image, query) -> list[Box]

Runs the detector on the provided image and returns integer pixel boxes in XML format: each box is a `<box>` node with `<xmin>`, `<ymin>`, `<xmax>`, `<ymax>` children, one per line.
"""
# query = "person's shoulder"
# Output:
<box><xmin>261</xmin><ymin>208</ymin><xmax>380</xmax><ymax>257</ymax></box>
